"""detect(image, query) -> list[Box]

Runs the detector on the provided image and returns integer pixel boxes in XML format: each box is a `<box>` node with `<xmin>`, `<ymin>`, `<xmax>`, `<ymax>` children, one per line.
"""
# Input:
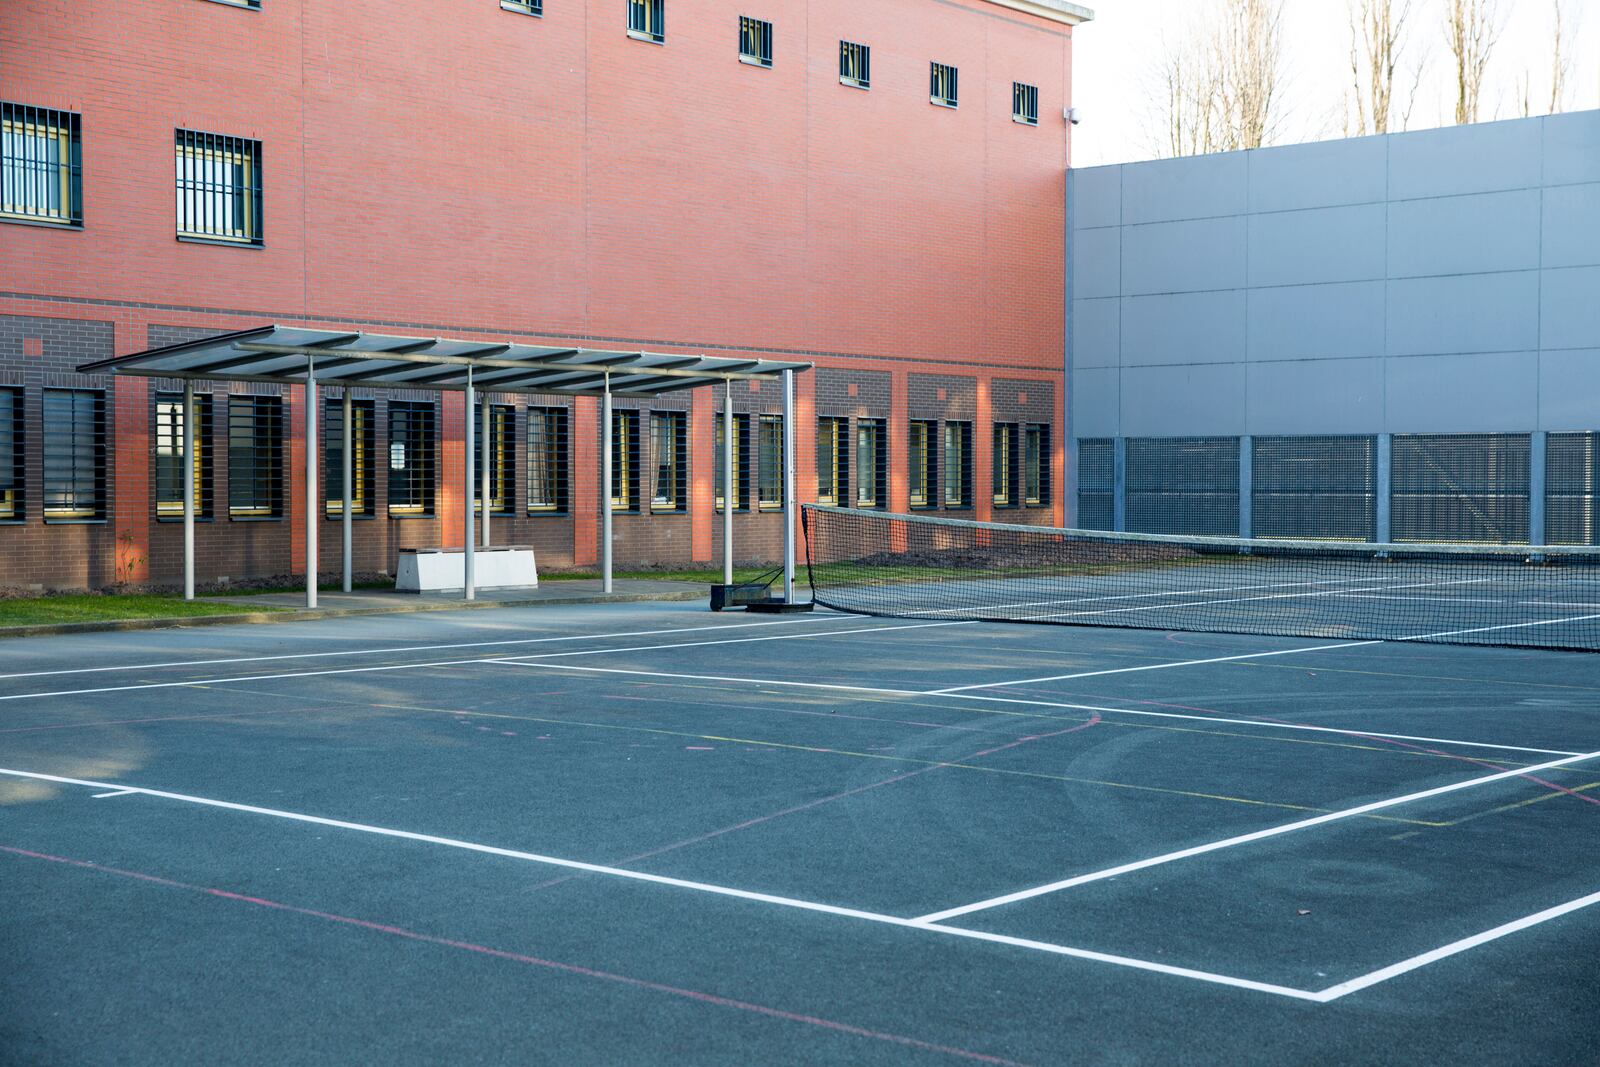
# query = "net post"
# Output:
<box><xmin>1375</xmin><ymin>433</ymin><xmax>1392</xmax><ymax>547</ymax></box>
<box><xmin>1237</xmin><ymin>435</ymin><xmax>1253</xmax><ymax>542</ymax></box>
<box><xmin>1530</xmin><ymin>430</ymin><xmax>1547</xmax><ymax>548</ymax></box>
<box><xmin>1112</xmin><ymin>437</ymin><xmax>1127</xmax><ymax>532</ymax></box>
<box><xmin>464</xmin><ymin>368</ymin><xmax>475</xmax><ymax>602</ymax></box>
<box><xmin>305</xmin><ymin>357</ymin><xmax>318</xmax><ymax>610</ymax></box>
<box><xmin>782</xmin><ymin>368</ymin><xmax>795</xmax><ymax>602</ymax></box>
<box><xmin>182</xmin><ymin>380</ymin><xmax>195</xmax><ymax>601</ymax></box>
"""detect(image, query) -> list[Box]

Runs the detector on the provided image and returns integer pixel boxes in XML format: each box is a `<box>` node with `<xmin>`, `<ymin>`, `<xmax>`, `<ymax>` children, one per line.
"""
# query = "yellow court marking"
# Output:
<box><xmin>1432</xmin><ymin>779</ymin><xmax>1600</xmax><ymax>828</ymax></box>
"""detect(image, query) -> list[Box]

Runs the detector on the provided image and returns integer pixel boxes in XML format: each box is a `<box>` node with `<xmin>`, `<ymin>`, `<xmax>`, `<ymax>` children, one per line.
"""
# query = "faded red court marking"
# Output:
<box><xmin>2</xmin><ymin>845</ymin><xmax>1027</xmax><ymax>1066</ymax></box>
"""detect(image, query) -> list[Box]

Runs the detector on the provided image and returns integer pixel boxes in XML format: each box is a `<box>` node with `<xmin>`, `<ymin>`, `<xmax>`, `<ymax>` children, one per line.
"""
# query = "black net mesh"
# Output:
<box><xmin>1126</xmin><ymin>437</ymin><xmax>1239</xmax><ymax>536</ymax></box>
<box><xmin>802</xmin><ymin>505</ymin><xmax>1600</xmax><ymax>652</ymax></box>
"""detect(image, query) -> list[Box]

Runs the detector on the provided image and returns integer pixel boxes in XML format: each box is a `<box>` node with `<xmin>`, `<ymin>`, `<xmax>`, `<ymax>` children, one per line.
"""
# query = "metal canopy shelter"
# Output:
<box><xmin>80</xmin><ymin>325</ymin><xmax>811</xmax><ymax>609</ymax></box>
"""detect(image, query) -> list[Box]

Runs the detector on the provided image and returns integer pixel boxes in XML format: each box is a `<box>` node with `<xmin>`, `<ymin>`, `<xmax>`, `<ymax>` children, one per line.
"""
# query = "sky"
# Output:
<box><xmin>1069</xmin><ymin>0</ymin><xmax>1600</xmax><ymax>167</ymax></box>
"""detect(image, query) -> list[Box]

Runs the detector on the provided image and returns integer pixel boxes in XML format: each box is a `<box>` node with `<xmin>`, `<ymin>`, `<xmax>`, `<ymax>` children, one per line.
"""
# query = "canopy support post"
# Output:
<box><xmin>182</xmin><ymin>381</ymin><xmax>195</xmax><ymax>601</ymax></box>
<box><xmin>342</xmin><ymin>390</ymin><xmax>353</xmax><ymax>593</ymax></box>
<box><xmin>601</xmin><ymin>374</ymin><xmax>613</xmax><ymax>594</ymax></box>
<box><xmin>481</xmin><ymin>392</ymin><xmax>492</xmax><ymax>548</ymax></box>
<box><xmin>782</xmin><ymin>368</ymin><xmax>795</xmax><ymax>603</ymax></box>
<box><xmin>465</xmin><ymin>368</ymin><xmax>476</xmax><ymax>601</ymax></box>
<box><xmin>305</xmin><ymin>358</ymin><xmax>318</xmax><ymax>610</ymax></box>
<box><xmin>723</xmin><ymin>378</ymin><xmax>734</xmax><ymax>587</ymax></box>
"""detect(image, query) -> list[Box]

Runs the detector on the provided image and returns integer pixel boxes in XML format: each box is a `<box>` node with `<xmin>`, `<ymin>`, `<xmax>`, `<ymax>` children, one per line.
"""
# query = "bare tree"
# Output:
<box><xmin>1548</xmin><ymin>0</ymin><xmax>1573</xmax><ymax>114</ymax></box>
<box><xmin>1445</xmin><ymin>0</ymin><xmax>1500</xmax><ymax>124</ymax></box>
<box><xmin>1348</xmin><ymin>0</ymin><xmax>1416</xmax><ymax>135</ymax></box>
<box><xmin>1152</xmin><ymin>0</ymin><xmax>1285</xmax><ymax>157</ymax></box>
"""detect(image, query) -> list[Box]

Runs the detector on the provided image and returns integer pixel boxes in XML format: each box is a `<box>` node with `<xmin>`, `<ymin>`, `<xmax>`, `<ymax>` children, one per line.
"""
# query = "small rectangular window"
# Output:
<box><xmin>611</xmin><ymin>408</ymin><xmax>641</xmax><ymax>512</ymax></box>
<box><xmin>651</xmin><ymin>410</ymin><xmax>687</xmax><ymax>512</ymax></box>
<box><xmin>473</xmin><ymin>402</ymin><xmax>516</xmax><ymax>516</ymax></box>
<box><xmin>816</xmin><ymin>416</ymin><xmax>848</xmax><ymax>506</ymax></box>
<box><xmin>155</xmin><ymin>392</ymin><xmax>214</xmax><ymax>519</ymax></box>
<box><xmin>501</xmin><ymin>0</ymin><xmax>541</xmax><ymax>14</ymax></box>
<box><xmin>758</xmin><ymin>414</ymin><xmax>784</xmax><ymax>509</ymax></box>
<box><xmin>2</xmin><ymin>102</ymin><xmax>82</xmax><ymax>227</ymax></box>
<box><xmin>839</xmin><ymin>41</ymin><xmax>870</xmax><ymax>88</ymax></box>
<box><xmin>739</xmin><ymin>16</ymin><xmax>773</xmax><ymax>67</ymax></box>
<box><xmin>0</xmin><ymin>388</ymin><xmax>22</xmax><ymax>520</ymax></box>
<box><xmin>176</xmin><ymin>129</ymin><xmax>262</xmax><ymax>245</ymax></box>
<box><xmin>943</xmin><ymin>421</ymin><xmax>972</xmax><ymax>509</ymax></box>
<box><xmin>909</xmin><ymin>420</ymin><xmax>937</xmax><ymax>509</ymax></box>
<box><xmin>1024</xmin><ymin>424</ymin><xmax>1050</xmax><ymax>506</ymax></box>
<box><xmin>527</xmin><ymin>406</ymin><xmax>569</xmax><ymax>514</ymax></box>
<box><xmin>1013</xmin><ymin>82</ymin><xmax>1039</xmax><ymax>125</ymax></box>
<box><xmin>715</xmin><ymin>412</ymin><xmax>751</xmax><ymax>513</ymax></box>
<box><xmin>628</xmin><ymin>0</ymin><xmax>664</xmax><ymax>42</ymax></box>
<box><xmin>387</xmin><ymin>400</ymin><xmax>436</xmax><ymax>517</ymax></box>
<box><xmin>323</xmin><ymin>397</ymin><xmax>376</xmax><ymax>518</ymax></box>
<box><xmin>930</xmin><ymin>62</ymin><xmax>958</xmax><ymax>108</ymax></box>
<box><xmin>992</xmin><ymin>423</ymin><xmax>1017</xmax><ymax>507</ymax></box>
<box><xmin>855</xmin><ymin>419</ymin><xmax>886</xmax><ymax>509</ymax></box>
<box><xmin>228</xmin><ymin>395</ymin><xmax>283</xmax><ymax>518</ymax></box>
<box><xmin>43</xmin><ymin>390</ymin><xmax>105</xmax><ymax>522</ymax></box>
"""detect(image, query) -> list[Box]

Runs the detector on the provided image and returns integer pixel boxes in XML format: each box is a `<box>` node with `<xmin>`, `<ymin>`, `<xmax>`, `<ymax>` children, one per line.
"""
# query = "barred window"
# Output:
<box><xmin>501</xmin><ymin>0</ymin><xmax>541</xmax><ymax>14</ymax></box>
<box><xmin>0</xmin><ymin>388</ymin><xmax>24</xmax><ymax>520</ymax></box>
<box><xmin>2</xmin><ymin>102</ymin><xmax>82</xmax><ymax>227</ymax></box>
<box><xmin>651</xmin><ymin>411</ymin><xmax>687</xmax><ymax>512</ymax></box>
<box><xmin>758</xmin><ymin>414</ymin><xmax>783</xmax><ymax>509</ymax></box>
<box><xmin>43</xmin><ymin>389</ymin><xmax>106</xmax><ymax>522</ymax></box>
<box><xmin>715</xmin><ymin>412</ymin><xmax>751</xmax><ymax>513</ymax></box>
<box><xmin>1013</xmin><ymin>82</ymin><xmax>1039</xmax><ymax>125</ymax></box>
<box><xmin>839</xmin><ymin>41</ymin><xmax>870</xmax><ymax>88</ymax></box>
<box><xmin>323</xmin><ymin>397</ymin><xmax>376</xmax><ymax>518</ymax></box>
<box><xmin>155</xmin><ymin>392</ymin><xmax>214</xmax><ymax>519</ymax></box>
<box><xmin>739</xmin><ymin>16</ymin><xmax>773</xmax><ymax>67</ymax></box>
<box><xmin>227</xmin><ymin>395</ymin><xmax>283</xmax><ymax>518</ymax></box>
<box><xmin>474</xmin><ymin>402</ymin><xmax>516</xmax><ymax>516</ymax></box>
<box><xmin>855</xmin><ymin>419</ymin><xmax>886</xmax><ymax>509</ymax></box>
<box><xmin>527</xmin><ymin>406</ymin><xmax>569</xmax><ymax>513</ymax></box>
<box><xmin>943</xmin><ymin>421</ymin><xmax>972</xmax><ymax>509</ymax></box>
<box><xmin>930</xmin><ymin>62</ymin><xmax>958</xmax><ymax>108</ymax></box>
<box><xmin>909</xmin><ymin>420</ymin><xmax>936</xmax><ymax>509</ymax></box>
<box><xmin>816</xmin><ymin>416</ymin><xmax>848</xmax><ymax>506</ymax></box>
<box><xmin>175</xmin><ymin>129</ymin><xmax>262</xmax><ymax>245</ymax></box>
<box><xmin>628</xmin><ymin>0</ymin><xmax>664</xmax><ymax>42</ymax></box>
<box><xmin>611</xmin><ymin>408</ymin><xmax>641</xmax><ymax>512</ymax></box>
<box><xmin>1024</xmin><ymin>424</ymin><xmax>1050</xmax><ymax>506</ymax></box>
<box><xmin>387</xmin><ymin>400</ymin><xmax>436</xmax><ymax>517</ymax></box>
<box><xmin>992</xmin><ymin>423</ymin><xmax>1018</xmax><ymax>507</ymax></box>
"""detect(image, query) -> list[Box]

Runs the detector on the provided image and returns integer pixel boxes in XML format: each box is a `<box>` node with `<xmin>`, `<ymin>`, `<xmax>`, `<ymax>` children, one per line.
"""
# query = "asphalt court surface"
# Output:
<box><xmin>3</xmin><ymin>602</ymin><xmax>1599</xmax><ymax>1064</ymax></box>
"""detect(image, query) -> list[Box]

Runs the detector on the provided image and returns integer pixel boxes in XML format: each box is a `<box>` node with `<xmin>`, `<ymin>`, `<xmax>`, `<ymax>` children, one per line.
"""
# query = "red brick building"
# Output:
<box><xmin>0</xmin><ymin>0</ymin><xmax>1084</xmax><ymax>589</ymax></box>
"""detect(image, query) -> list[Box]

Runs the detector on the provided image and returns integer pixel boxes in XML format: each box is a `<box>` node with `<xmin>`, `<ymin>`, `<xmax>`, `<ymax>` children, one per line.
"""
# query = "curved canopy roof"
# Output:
<box><xmin>79</xmin><ymin>325</ymin><xmax>812</xmax><ymax>398</ymax></box>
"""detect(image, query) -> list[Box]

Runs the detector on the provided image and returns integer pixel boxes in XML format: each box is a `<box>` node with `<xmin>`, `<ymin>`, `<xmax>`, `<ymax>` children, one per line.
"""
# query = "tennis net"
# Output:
<box><xmin>801</xmin><ymin>505</ymin><xmax>1600</xmax><ymax>652</ymax></box>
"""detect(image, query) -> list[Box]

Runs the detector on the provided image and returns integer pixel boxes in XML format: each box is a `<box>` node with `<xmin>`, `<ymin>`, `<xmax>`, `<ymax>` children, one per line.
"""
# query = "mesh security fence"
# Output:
<box><xmin>802</xmin><ymin>504</ymin><xmax>1600</xmax><ymax>652</ymax></box>
<box><xmin>1392</xmin><ymin>433</ymin><xmax>1530</xmax><ymax>544</ymax></box>
<box><xmin>1075</xmin><ymin>438</ymin><xmax>1114</xmax><ymax>530</ymax></box>
<box><xmin>1251</xmin><ymin>435</ymin><xmax>1376</xmax><ymax>541</ymax></box>
<box><xmin>1126</xmin><ymin>436</ymin><xmax>1239</xmax><ymax>536</ymax></box>
<box><xmin>1547</xmin><ymin>432</ymin><xmax>1599</xmax><ymax>546</ymax></box>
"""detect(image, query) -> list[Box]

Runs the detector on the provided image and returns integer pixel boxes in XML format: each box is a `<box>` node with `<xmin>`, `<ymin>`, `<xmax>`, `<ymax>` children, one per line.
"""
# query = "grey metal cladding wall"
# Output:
<box><xmin>1067</xmin><ymin>110</ymin><xmax>1600</xmax><ymax>439</ymax></box>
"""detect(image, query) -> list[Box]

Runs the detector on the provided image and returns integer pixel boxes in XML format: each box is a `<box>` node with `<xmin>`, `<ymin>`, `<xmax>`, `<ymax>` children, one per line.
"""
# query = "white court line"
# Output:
<box><xmin>0</xmin><ymin>765</ymin><xmax>1317</xmax><ymax>1001</ymax></box>
<box><xmin>0</xmin><ymin>619</ymin><xmax>967</xmax><ymax>705</ymax></box>
<box><xmin>897</xmin><ymin>573</ymin><xmax>1431</xmax><ymax>617</ymax></box>
<box><xmin>487</xmin><ymin>661</ymin><xmax>1582</xmax><ymax>757</ymax></box>
<box><xmin>910</xmin><ymin>747</ymin><xmax>1600</xmax><ymax>925</ymax></box>
<box><xmin>1312</xmin><ymin>887</ymin><xmax>1600</xmax><ymax>1002</ymax></box>
<box><xmin>0</xmin><ymin>615</ymin><xmax>851</xmax><ymax>682</ymax></box>
<box><xmin>91</xmin><ymin>789</ymin><xmax>138</xmax><ymax>799</ymax></box>
<box><xmin>1008</xmin><ymin>576</ymin><xmax>1495</xmax><ymax>623</ymax></box>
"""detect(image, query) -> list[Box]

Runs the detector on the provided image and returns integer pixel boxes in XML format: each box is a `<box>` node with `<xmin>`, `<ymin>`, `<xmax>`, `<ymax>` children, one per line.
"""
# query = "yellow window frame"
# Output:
<box><xmin>992</xmin><ymin>425</ymin><xmax>1012</xmax><ymax>507</ymax></box>
<box><xmin>909</xmin><ymin>421</ymin><xmax>930</xmax><ymax>507</ymax></box>
<box><xmin>156</xmin><ymin>398</ymin><xmax>206</xmax><ymax>518</ymax></box>
<box><xmin>2</xmin><ymin>115</ymin><xmax>73</xmax><ymax>224</ymax></box>
<box><xmin>175</xmin><ymin>138</ymin><xmax>257</xmax><ymax>243</ymax></box>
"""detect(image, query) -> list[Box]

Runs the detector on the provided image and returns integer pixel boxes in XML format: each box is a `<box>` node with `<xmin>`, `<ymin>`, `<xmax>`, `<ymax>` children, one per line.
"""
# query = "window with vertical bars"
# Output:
<box><xmin>816</xmin><ymin>416</ymin><xmax>848</xmax><ymax>506</ymax></box>
<box><xmin>610</xmin><ymin>408</ymin><xmax>641</xmax><ymax>512</ymax></box>
<box><xmin>1012</xmin><ymin>82</ymin><xmax>1039</xmax><ymax>125</ymax></box>
<box><xmin>992</xmin><ymin>423</ymin><xmax>1017</xmax><ymax>507</ymax></box>
<box><xmin>527</xmin><ymin>406</ymin><xmax>569</xmax><ymax>514</ymax></box>
<box><xmin>387</xmin><ymin>400</ymin><xmax>436</xmax><ymax>517</ymax></box>
<box><xmin>1024</xmin><ymin>424</ymin><xmax>1050</xmax><ymax>506</ymax></box>
<box><xmin>0</xmin><ymin>388</ymin><xmax>21</xmax><ymax>520</ymax></box>
<box><xmin>651</xmin><ymin>411</ymin><xmax>687</xmax><ymax>512</ymax></box>
<box><xmin>175</xmin><ymin>129</ymin><xmax>262</xmax><ymax>245</ymax></box>
<box><xmin>839</xmin><ymin>41</ymin><xmax>870</xmax><ymax>88</ymax></box>
<box><xmin>909</xmin><ymin>420</ymin><xmax>936</xmax><ymax>509</ymax></box>
<box><xmin>227</xmin><ymin>395</ymin><xmax>283</xmax><ymax>518</ymax></box>
<box><xmin>715</xmin><ymin>412</ymin><xmax>751</xmax><ymax>512</ymax></box>
<box><xmin>1076</xmin><ymin>437</ymin><xmax>1114</xmax><ymax>529</ymax></box>
<box><xmin>758</xmin><ymin>414</ymin><xmax>784</xmax><ymax>509</ymax></box>
<box><xmin>943</xmin><ymin>421</ymin><xmax>971</xmax><ymax>509</ymax></box>
<box><xmin>323</xmin><ymin>397</ymin><xmax>376</xmax><ymax>518</ymax></box>
<box><xmin>43</xmin><ymin>389</ymin><xmax>106</xmax><ymax>521</ymax></box>
<box><xmin>473</xmin><ymin>402</ymin><xmax>516</xmax><ymax>516</ymax></box>
<box><xmin>155</xmin><ymin>392</ymin><xmax>214</xmax><ymax>520</ymax></box>
<box><xmin>501</xmin><ymin>0</ymin><xmax>541</xmax><ymax>15</ymax></box>
<box><xmin>855</xmin><ymin>419</ymin><xmax>887</xmax><ymax>508</ymax></box>
<box><xmin>739</xmin><ymin>16</ymin><xmax>772</xmax><ymax>66</ymax></box>
<box><xmin>930</xmin><ymin>62</ymin><xmax>958</xmax><ymax>108</ymax></box>
<box><xmin>628</xmin><ymin>0</ymin><xmax>664</xmax><ymax>42</ymax></box>
<box><xmin>2</xmin><ymin>102</ymin><xmax>82</xmax><ymax>227</ymax></box>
